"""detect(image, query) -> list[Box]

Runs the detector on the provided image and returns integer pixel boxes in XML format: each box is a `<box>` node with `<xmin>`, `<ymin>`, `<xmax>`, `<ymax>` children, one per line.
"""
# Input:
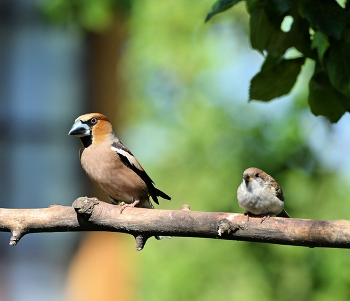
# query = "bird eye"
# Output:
<box><xmin>255</xmin><ymin>173</ymin><xmax>259</xmax><ymax>177</ymax></box>
<box><xmin>90</xmin><ymin>117</ymin><xmax>98</xmax><ymax>125</ymax></box>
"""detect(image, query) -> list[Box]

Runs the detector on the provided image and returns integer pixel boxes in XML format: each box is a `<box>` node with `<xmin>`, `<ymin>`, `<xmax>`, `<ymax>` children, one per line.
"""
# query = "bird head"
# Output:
<box><xmin>68</xmin><ymin>113</ymin><xmax>113</xmax><ymax>147</ymax></box>
<box><xmin>242</xmin><ymin>167</ymin><xmax>267</xmax><ymax>188</ymax></box>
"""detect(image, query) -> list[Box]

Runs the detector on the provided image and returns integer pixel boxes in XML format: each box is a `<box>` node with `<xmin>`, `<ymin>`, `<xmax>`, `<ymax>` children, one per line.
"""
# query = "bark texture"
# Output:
<box><xmin>1</xmin><ymin>197</ymin><xmax>349</xmax><ymax>250</ymax></box>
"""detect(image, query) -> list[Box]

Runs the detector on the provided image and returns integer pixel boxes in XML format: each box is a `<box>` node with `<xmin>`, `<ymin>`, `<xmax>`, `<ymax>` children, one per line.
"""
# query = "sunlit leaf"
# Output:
<box><xmin>311</xmin><ymin>31</ymin><xmax>329</xmax><ymax>62</ymax></box>
<box><xmin>205</xmin><ymin>0</ymin><xmax>241</xmax><ymax>22</ymax></box>
<box><xmin>249</xmin><ymin>57</ymin><xmax>305</xmax><ymax>101</ymax></box>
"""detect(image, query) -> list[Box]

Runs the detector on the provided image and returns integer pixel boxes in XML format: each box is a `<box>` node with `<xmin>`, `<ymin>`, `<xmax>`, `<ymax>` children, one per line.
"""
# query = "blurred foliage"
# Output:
<box><xmin>41</xmin><ymin>0</ymin><xmax>350</xmax><ymax>122</ymax></box>
<box><xmin>42</xmin><ymin>0</ymin><xmax>350</xmax><ymax>300</ymax></box>
<box><xmin>40</xmin><ymin>0</ymin><xmax>131</xmax><ymax>31</ymax></box>
<box><xmin>206</xmin><ymin>0</ymin><xmax>350</xmax><ymax>122</ymax></box>
<box><xmin>122</xmin><ymin>1</ymin><xmax>350</xmax><ymax>301</ymax></box>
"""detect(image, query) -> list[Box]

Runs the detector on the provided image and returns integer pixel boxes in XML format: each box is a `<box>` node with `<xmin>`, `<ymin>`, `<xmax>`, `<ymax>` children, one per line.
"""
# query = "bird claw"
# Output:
<box><xmin>244</xmin><ymin>212</ymin><xmax>270</xmax><ymax>223</ymax></box>
<box><xmin>260</xmin><ymin>215</ymin><xmax>270</xmax><ymax>223</ymax></box>
<box><xmin>119</xmin><ymin>200</ymin><xmax>140</xmax><ymax>213</ymax></box>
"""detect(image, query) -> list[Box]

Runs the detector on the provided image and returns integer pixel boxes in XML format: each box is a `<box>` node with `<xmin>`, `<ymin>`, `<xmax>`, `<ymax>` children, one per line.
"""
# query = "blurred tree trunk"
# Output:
<box><xmin>65</xmin><ymin>12</ymin><xmax>137</xmax><ymax>301</ymax></box>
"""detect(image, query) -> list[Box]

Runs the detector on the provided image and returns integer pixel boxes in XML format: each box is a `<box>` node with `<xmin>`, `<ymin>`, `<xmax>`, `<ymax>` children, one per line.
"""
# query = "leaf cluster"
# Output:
<box><xmin>206</xmin><ymin>0</ymin><xmax>350</xmax><ymax>122</ymax></box>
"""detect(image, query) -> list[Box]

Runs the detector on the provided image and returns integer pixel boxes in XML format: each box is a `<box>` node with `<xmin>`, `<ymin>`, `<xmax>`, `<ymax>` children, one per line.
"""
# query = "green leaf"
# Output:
<box><xmin>308</xmin><ymin>68</ymin><xmax>347</xmax><ymax>122</ymax></box>
<box><xmin>246</xmin><ymin>0</ymin><xmax>261</xmax><ymax>14</ymax></box>
<box><xmin>326</xmin><ymin>40</ymin><xmax>350</xmax><ymax>98</ymax></box>
<box><xmin>343</xmin><ymin>28</ymin><xmax>350</xmax><ymax>44</ymax></box>
<box><xmin>249</xmin><ymin>57</ymin><xmax>305</xmax><ymax>101</ymax></box>
<box><xmin>288</xmin><ymin>14</ymin><xmax>316</xmax><ymax>59</ymax></box>
<box><xmin>264</xmin><ymin>28</ymin><xmax>291</xmax><ymax>57</ymax></box>
<box><xmin>264</xmin><ymin>0</ymin><xmax>291</xmax><ymax>28</ymax></box>
<box><xmin>205</xmin><ymin>0</ymin><xmax>242</xmax><ymax>22</ymax></box>
<box><xmin>311</xmin><ymin>31</ymin><xmax>329</xmax><ymax>62</ymax></box>
<box><xmin>248</xmin><ymin>1</ymin><xmax>314</xmax><ymax>58</ymax></box>
<box><xmin>249</xmin><ymin>4</ymin><xmax>275</xmax><ymax>52</ymax></box>
<box><xmin>265</xmin><ymin>0</ymin><xmax>291</xmax><ymax>16</ymax></box>
<box><xmin>261</xmin><ymin>55</ymin><xmax>283</xmax><ymax>71</ymax></box>
<box><xmin>301</xmin><ymin>0</ymin><xmax>347</xmax><ymax>40</ymax></box>
<box><xmin>261</xmin><ymin>12</ymin><xmax>316</xmax><ymax>58</ymax></box>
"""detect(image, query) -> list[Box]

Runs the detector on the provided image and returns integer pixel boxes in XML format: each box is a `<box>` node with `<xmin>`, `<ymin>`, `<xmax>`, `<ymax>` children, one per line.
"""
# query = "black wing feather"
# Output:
<box><xmin>112</xmin><ymin>141</ymin><xmax>171</xmax><ymax>204</ymax></box>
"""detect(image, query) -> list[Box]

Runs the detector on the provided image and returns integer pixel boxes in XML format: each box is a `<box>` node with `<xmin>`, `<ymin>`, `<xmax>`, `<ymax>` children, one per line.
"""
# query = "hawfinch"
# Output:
<box><xmin>237</xmin><ymin>167</ymin><xmax>290</xmax><ymax>218</ymax></box>
<box><xmin>68</xmin><ymin>113</ymin><xmax>171</xmax><ymax>210</ymax></box>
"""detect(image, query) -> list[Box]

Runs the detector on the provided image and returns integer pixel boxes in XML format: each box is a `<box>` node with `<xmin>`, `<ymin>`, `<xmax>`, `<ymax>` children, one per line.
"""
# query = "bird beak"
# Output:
<box><xmin>68</xmin><ymin>120</ymin><xmax>91</xmax><ymax>137</ymax></box>
<box><xmin>243</xmin><ymin>174</ymin><xmax>252</xmax><ymax>182</ymax></box>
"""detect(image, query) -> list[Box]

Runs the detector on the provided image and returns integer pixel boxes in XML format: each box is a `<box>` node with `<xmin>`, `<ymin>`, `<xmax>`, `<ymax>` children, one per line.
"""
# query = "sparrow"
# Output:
<box><xmin>237</xmin><ymin>167</ymin><xmax>290</xmax><ymax>219</ymax></box>
<box><xmin>68</xmin><ymin>113</ymin><xmax>171</xmax><ymax>211</ymax></box>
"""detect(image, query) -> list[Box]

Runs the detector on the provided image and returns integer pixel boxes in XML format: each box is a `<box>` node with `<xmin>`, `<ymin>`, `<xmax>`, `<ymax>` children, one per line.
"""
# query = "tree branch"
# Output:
<box><xmin>1</xmin><ymin>197</ymin><xmax>349</xmax><ymax>250</ymax></box>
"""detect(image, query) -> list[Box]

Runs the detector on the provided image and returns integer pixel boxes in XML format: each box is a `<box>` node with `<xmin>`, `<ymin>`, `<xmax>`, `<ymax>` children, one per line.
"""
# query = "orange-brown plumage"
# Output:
<box><xmin>75</xmin><ymin>113</ymin><xmax>112</xmax><ymax>145</ymax></box>
<box><xmin>69</xmin><ymin>113</ymin><xmax>171</xmax><ymax>210</ymax></box>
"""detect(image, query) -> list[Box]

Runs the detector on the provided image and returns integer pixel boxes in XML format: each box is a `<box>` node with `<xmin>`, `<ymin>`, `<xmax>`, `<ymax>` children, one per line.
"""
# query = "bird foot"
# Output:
<box><xmin>119</xmin><ymin>200</ymin><xmax>140</xmax><ymax>213</ymax></box>
<box><xmin>260</xmin><ymin>215</ymin><xmax>270</xmax><ymax>223</ymax></box>
<box><xmin>244</xmin><ymin>212</ymin><xmax>270</xmax><ymax>223</ymax></box>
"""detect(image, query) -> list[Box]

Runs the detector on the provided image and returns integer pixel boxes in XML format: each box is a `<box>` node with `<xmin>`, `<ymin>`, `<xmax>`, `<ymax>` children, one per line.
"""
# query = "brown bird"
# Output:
<box><xmin>68</xmin><ymin>113</ymin><xmax>171</xmax><ymax>211</ymax></box>
<box><xmin>237</xmin><ymin>167</ymin><xmax>290</xmax><ymax>219</ymax></box>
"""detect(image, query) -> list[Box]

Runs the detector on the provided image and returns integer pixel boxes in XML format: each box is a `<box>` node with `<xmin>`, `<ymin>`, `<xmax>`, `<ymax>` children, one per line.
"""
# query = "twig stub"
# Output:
<box><xmin>134</xmin><ymin>234</ymin><xmax>150</xmax><ymax>251</ymax></box>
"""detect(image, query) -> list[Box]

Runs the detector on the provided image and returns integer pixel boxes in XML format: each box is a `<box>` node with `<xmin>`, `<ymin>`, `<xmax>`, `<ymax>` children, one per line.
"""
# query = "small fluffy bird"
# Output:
<box><xmin>237</xmin><ymin>167</ymin><xmax>290</xmax><ymax>218</ymax></box>
<box><xmin>68</xmin><ymin>113</ymin><xmax>171</xmax><ymax>210</ymax></box>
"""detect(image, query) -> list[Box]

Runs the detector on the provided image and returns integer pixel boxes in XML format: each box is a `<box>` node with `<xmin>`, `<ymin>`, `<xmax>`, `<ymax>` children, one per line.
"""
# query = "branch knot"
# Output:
<box><xmin>217</xmin><ymin>218</ymin><xmax>244</xmax><ymax>236</ymax></box>
<box><xmin>72</xmin><ymin>197</ymin><xmax>99</xmax><ymax>217</ymax></box>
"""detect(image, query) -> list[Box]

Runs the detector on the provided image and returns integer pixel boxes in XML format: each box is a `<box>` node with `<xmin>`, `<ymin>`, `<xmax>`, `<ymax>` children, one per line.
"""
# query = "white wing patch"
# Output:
<box><xmin>111</xmin><ymin>146</ymin><xmax>142</xmax><ymax>170</ymax></box>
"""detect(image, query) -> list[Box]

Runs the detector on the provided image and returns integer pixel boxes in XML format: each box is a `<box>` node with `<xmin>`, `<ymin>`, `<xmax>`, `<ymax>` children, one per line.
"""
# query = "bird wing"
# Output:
<box><xmin>111</xmin><ymin>141</ymin><xmax>161</xmax><ymax>204</ymax></box>
<box><xmin>276</xmin><ymin>185</ymin><xmax>284</xmax><ymax>201</ymax></box>
<box><xmin>269</xmin><ymin>176</ymin><xmax>284</xmax><ymax>201</ymax></box>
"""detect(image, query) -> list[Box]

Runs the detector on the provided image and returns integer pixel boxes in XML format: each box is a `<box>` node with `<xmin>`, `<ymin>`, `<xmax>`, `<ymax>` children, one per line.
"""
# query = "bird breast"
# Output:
<box><xmin>80</xmin><ymin>142</ymin><xmax>149</xmax><ymax>203</ymax></box>
<box><xmin>237</xmin><ymin>181</ymin><xmax>284</xmax><ymax>215</ymax></box>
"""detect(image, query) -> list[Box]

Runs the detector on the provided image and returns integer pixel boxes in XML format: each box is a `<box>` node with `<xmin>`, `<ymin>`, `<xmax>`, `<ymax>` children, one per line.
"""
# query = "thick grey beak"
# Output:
<box><xmin>68</xmin><ymin>120</ymin><xmax>91</xmax><ymax>137</ymax></box>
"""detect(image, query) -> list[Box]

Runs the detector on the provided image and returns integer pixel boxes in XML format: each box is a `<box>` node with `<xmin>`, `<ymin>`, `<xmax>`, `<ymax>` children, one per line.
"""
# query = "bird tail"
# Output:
<box><xmin>277</xmin><ymin>209</ymin><xmax>290</xmax><ymax>218</ymax></box>
<box><xmin>155</xmin><ymin>188</ymin><xmax>171</xmax><ymax>200</ymax></box>
<box><xmin>149</xmin><ymin>187</ymin><xmax>171</xmax><ymax>205</ymax></box>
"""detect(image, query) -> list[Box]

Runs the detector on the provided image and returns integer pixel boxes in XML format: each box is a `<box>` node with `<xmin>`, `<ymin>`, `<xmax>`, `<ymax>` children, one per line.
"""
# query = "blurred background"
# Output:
<box><xmin>1</xmin><ymin>0</ymin><xmax>350</xmax><ymax>300</ymax></box>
